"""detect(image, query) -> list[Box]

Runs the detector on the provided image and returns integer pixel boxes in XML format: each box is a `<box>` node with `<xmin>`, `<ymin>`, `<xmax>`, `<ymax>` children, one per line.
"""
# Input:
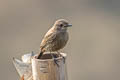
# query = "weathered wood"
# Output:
<box><xmin>20</xmin><ymin>75</ymin><xmax>24</xmax><ymax>80</ymax></box>
<box><xmin>32</xmin><ymin>52</ymin><xmax>67</xmax><ymax>80</ymax></box>
<box><xmin>13</xmin><ymin>52</ymin><xmax>35</xmax><ymax>80</ymax></box>
<box><xmin>13</xmin><ymin>52</ymin><xmax>67</xmax><ymax>80</ymax></box>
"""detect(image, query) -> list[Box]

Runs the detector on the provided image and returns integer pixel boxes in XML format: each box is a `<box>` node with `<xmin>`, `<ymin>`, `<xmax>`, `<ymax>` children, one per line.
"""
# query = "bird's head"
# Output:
<box><xmin>53</xmin><ymin>19</ymin><xmax>72</xmax><ymax>31</ymax></box>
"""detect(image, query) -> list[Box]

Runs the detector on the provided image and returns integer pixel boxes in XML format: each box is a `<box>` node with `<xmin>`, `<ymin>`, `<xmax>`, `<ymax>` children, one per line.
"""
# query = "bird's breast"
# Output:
<box><xmin>52</xmin><ymin>31</ymin><xmax>69</xmax><ymax>51</ymax></box>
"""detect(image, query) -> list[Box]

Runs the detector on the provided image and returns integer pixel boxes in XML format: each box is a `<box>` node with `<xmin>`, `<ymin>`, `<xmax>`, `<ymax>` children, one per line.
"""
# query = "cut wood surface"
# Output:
<box><xmin>32</xmin><ymin>52</ymin><xmax>67</xmax><ymax>80</ymax></box>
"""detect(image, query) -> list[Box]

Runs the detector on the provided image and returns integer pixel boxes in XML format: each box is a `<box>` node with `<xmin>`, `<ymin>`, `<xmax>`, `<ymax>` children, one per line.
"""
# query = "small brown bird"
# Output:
<box><xmin>37</xmin><ymin>19</ymin><xmax>72</xmax><ymax>59</ymax></box>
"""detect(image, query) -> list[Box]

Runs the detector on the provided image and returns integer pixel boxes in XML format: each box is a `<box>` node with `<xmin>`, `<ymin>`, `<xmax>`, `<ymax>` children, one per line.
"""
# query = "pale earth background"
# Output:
<box><xmin>0</xmin><ymin>0</ymin><xmax>120</xmax><ymax>80</ymax></box>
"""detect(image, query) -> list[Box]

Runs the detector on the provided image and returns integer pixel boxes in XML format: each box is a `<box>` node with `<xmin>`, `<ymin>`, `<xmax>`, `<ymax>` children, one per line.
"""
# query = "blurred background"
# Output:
<box><xmin>0</xmin><ymin>0</ymin><xmax>120</xmax><ymax>80</ymax></box>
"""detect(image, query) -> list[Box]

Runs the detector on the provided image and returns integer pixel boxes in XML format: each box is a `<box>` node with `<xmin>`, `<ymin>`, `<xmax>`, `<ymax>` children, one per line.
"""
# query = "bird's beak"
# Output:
<box><xmin>67</xmin><ymin>24</ymin><xmax>72</xmax><ymax>27</ymax></box>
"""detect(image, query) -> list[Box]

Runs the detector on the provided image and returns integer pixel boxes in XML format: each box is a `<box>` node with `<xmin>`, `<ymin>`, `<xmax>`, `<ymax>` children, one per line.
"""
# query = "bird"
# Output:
<box><xmin>37</xmin><ymin>19</ymin><xmax>72</xmax><ymax>61</ymax></box>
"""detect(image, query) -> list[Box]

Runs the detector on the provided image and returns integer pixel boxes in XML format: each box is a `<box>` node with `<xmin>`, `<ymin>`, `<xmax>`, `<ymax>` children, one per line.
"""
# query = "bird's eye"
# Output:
<box><xmin>60</xmin><ymin>24</ymin><xmax>63</xmax><ymax>27</ymax></box>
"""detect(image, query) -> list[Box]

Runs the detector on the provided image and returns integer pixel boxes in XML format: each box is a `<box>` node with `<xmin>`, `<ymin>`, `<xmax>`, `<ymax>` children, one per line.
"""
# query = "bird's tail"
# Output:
<box><xmin>37</xmin><ymin>51</ymin><xmax>43</xmax><ymax>59</ymax></box>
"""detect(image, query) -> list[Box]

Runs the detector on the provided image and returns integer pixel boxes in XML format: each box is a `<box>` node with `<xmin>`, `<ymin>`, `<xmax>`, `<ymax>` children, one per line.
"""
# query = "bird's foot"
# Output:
<box><xmin>62</xmin><ymin>56</ymin><xmax>66</xmax><ymax>63</ymax></box>
<box><xmin>53</xmin><ymin>58</ymin><xmax>59</xmax><ymax>67</ymax></box>
<box><xmin>51</xmin><ymin>53</ymin><xmax>59</xmax><ymax>67</ymax></box>
<box><xmin>56</xmin><ymin>51</ymin><xmax>65</xmax><ymax>63</ymax></box>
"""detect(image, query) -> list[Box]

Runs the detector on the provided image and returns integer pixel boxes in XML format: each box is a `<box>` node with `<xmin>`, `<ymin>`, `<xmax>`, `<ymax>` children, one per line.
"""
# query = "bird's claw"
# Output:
<box><xmin>53</xmin><ymin>58</ymin><xmax>59</xmax><ymax>67</ymax></box>
<box><xmin>53</xmin><ymin>56</ymin><xmax>65</xmax><ymax>67</ymax></box>
<box><xmin>62</xmin><ymin>56</ymin><xmax>66</xmax><ymax>63</ymax></box>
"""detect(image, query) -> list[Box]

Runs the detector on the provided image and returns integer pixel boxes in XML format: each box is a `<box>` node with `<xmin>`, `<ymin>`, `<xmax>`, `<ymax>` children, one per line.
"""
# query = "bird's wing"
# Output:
<box><xmin>40</xmin><ymin>31</ymin><xmax>57</xmax><ymax>50</ymax></box>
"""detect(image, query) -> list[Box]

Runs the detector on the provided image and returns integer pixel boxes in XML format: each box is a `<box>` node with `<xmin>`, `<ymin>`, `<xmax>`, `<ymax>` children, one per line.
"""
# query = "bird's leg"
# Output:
<box><xmin>57</xmin><ymin>51</ymin><xmax>65</xmax><ymax>63</ymax></box>
<box><xmin>50</xmin><ymin>52</ymin><xmax>59</xmax><ymax>67</ymax></box>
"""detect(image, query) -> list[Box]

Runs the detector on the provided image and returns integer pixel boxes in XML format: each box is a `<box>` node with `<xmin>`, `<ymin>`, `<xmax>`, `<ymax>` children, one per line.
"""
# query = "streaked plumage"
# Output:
<box><xmin>37</xmin><ymin>19</ymin><xmax>72</xmax><ymax>59</ymax></box>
